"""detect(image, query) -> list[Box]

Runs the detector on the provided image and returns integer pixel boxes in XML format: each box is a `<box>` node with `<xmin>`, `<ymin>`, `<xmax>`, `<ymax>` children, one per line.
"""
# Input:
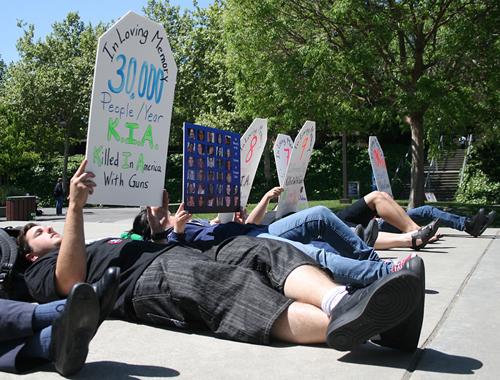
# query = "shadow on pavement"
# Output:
<box><xmin>339</xmin><ymin>346</ymin><xmax>482</xmax><ymax>375</ymax></box>
<box><xmin>74</xmin><ymin>361</ymin><xmax>180</xmax><ymax>379</ymax></box>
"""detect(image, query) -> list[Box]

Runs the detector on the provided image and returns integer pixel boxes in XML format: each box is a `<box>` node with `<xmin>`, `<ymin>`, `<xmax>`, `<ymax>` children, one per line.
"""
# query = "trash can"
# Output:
<box><xmin>6</xmin><ymin>196</ymin><xmax>37</xmax><ymax>221</ymax></box>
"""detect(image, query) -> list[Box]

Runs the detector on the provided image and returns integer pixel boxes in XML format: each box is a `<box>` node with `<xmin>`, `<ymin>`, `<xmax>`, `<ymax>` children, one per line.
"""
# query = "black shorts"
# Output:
<box><xmin>132</xmin><ymin>236</ymin><xmax>313</xmax><ymax>345</ymax></box>
<box><xmin>336</xmin><ymin>197</ymin><xmax>377</xmax><ymax>227</ymax></box>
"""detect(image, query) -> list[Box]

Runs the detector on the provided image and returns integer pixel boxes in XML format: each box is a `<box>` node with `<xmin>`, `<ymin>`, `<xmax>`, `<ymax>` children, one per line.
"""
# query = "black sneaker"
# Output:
<box><xmin>355</xmin><ymin>224</ymin><xmax>364</xmax><ymax>241</ymax></box>
<box><xmin>464</xmin><ymin>209</ymin><xmax>486</xmax><ymax>237</ymax></box>
<box><xmin>326</xmin><ymin>270</ymin><xmax>422</xmax><ymax>351</ymax></box>
<box><xmin>364</xmin><ymin>219</ymin><xmax>379</xmax><ymax>247</ymax></box>
<box><xmin>371</xmin><ymin>256</ymin><xmax>425</xmax><ymax>352</ymax></box>
<box><xmin>50</xmin><ymin>283</ymin><xmax>100</xmax><ymax>376</ymax></box>
<box><xmin>92</xmin><ymin>267</ymin><xmax>121</xmax><ymax>326</ymax></box>
<box><xmin>478</xmin><ymin>210</ymin><xmax>496</xmax><ymax>236</ymax></box>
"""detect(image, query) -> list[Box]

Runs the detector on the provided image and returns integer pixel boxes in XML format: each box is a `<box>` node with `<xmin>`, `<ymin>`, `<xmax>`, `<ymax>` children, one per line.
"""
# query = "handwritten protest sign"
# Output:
<box><xmin>273</xmin><ymin>133</ymin><xmax>308</xmax><ymax>209</ymax></box>
<box><xmin>85</xmin><ymin>11</ymin><xmax>177</xmax><ymax>206</ymax></box>
<box><xmin>273</xmin><ymin>134</ymin><xmax>293</xmax><ymax>187</ymax></box>
<box><xmin>218</xmin><ymin>118</ymin><xmax>267</xmax><ymax>222</ymax></box>
<box><xmin>183</xmin><ymin>123</ymin><xmax>241</xmax><ymax>214</ymax></box>
<box><xmin>276</xmin><ymin>121</ymin><xmax>315</xmax><ymax>218</ymax></box>
<box><xmin>368</xmin><ymin>136</ymin><xmax>393</xmax><ymax>197</ymax></box>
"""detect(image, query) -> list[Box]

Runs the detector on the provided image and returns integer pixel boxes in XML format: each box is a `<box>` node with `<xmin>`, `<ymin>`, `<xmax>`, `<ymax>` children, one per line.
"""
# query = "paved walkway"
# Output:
<box><xmin>1</xmin><ymin>208</ymin><xmax>498</xmax><ymax>379</ymax></box>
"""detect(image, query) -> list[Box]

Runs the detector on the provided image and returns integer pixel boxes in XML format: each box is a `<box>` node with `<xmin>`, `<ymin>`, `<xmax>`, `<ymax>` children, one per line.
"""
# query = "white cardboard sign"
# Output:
<box><xmin>368</xmin><ymin>136</ymin><xmax>393</xmax><ymax>197</ymax></box>
<box><xmin>276</xmin><ymin>121</ymin><xmax>315</xmax><ymax>218</ymax></box>
<box><xmin>218</xmin><ymin>118</ymin><xmax>268</xmax><ymax>222</ymax></box>
<box><xmin>273</xmin><ymin>134</ymin><xmax>293</xmax><ymax>187</ymax></box>
<box><xmin>273</xmin><ymin>133</ymin><xmax>308</xmax><ymax>209</ymax></box>
<box><xmin>85</xmin><ymin>11</ymin><xmax>177</xmax><ymax>206</ymax></box>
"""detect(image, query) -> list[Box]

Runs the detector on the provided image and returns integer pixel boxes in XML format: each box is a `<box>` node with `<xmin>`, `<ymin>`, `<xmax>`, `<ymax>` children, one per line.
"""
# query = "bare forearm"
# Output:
<box><xmin>55</xmin><ymin>203</ymin><xmax>87</xmax><ymax>295</ymax></box>
<box><xmin>246</xmin><ymin>198</ymin><xmax>270</xmax><ymax>224</ymax></box>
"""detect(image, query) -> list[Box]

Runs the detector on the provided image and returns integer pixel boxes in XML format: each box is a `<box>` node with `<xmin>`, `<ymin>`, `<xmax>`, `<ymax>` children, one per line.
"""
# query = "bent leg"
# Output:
<box><xmin>268</xmin><ymin>206</ymin><xmax>378</xmax><ymax>261</ymax></box>
<box><xmin>364</xmin><ymin>191</ymin><xmax>420</xmax><ymax>232</ymax></box>
<box><xmin>256</xmin><ymin>234</ymin><xmax>390</xmax><ymax>286</ymax></box>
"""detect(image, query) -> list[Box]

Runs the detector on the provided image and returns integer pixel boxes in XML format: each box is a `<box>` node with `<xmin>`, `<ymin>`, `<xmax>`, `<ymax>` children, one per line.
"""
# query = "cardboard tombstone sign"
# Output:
<box><xmin>368</xmin><ymin>136</ymin><xmax>393</xmax><ymax>197</ymax></box>
<box><xmin>276</xmin><ymin>121</ymin><xmax>315</xmax><ymax>219</ymax></box>
<box><xmin>273</xmin><ymin>134</ymin><xmax>308</xmax><ymax>210</ymax></box>
<box><xmin>183</xmin><ymin>123</ymin><xmax>241</xmax><ymax>214</ymax></box>
<box><xmin>85</xmin><ymin>11</ymin><xmax>177</xmax><ymax>206</ymax></box>
<box><xmin>218</xmin><ymin>118</ymin><xmax>268</xmax><ymax>223</ymax></box>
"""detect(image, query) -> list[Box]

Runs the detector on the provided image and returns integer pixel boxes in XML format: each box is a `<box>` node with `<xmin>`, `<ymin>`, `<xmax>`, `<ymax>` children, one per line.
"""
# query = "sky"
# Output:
<box><xmin>0</xmin><ymin>0</ymin><xmax>212</xmax><ymax>64</ymax></box>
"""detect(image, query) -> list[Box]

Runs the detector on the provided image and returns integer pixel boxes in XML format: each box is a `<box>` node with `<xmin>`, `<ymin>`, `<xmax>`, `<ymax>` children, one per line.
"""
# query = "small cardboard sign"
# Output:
<box><xmin>276</xmin><ymin>121</ymin><xmax>315</xmax><ymax>218</ymax></box>
<box><xmin>183</xmin><ymin>123</ymin><xmax>241</xmax><ymax>213</ymax></box>
<box><xmin>368</xmin><ymin>136</ymin><xmax>393</xmax><ymax>197</ymax></box>
<box><xmin>273</xmin><ymin>133</ymin><xmax>308</xmax><ymax>209</ymax></box>
<box><xmin>273</xmin><ymin>134</ymin><xmax>293</xmax><ymax>187</ymax></box>
<box><xmin>218</xmin><ymin>118</ymin><xmax>267</xmax><ymax>222</ymax></box>
<box><xmin>85</xmin><ymin>11</ymin><xmax>177</xmax><ymax>206</ymax></box>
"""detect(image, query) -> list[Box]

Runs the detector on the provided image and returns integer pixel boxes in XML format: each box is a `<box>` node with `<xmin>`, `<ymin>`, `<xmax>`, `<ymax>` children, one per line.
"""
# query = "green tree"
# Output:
<box><xmin>144</xmin><ymin>0</ymin><xmax>245</xmax><ymax>145</ymax></box>
<box><xmin>0</xmin><ymin>55</ymin><xmax>6</xmax><ymax>83</ymax></box>
<box><xmin>224</xmin><ymin>0</ymin><xmax>499</xmax><ymax>207</ymax></box>
<box><xmin>0</xmin><ymin>13</ymin><xmax>105</xmax><ymax>189</ymax></box>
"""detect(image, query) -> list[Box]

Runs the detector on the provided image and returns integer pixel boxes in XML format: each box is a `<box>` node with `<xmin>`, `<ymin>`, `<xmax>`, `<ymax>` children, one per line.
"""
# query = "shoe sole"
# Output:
<box><xmin>53</xmin><ymin>284</ymin><xmax>100</xmax><ymax>376</ymax></box>
<box><xmin>374</xmin><ymin>256</ymin><xmax>425</xmax><ymax>351</ymax></box>
<box><xmin>327</xmin><ymin>271</ymin><xmax>421</xmax><ymax>351</ymax></box>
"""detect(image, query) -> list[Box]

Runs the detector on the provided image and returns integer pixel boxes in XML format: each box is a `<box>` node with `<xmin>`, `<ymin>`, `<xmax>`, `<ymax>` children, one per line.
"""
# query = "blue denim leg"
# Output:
<box><xmin>379</xmin><ymin>205</ymin><xmax>466</xmax><ymax>232</ymax></box>
<box><xmin>255</xmin><ymin>233</ymin><xmax>391</xmax><ymax>286</ymax></box>
<box><xmin>267</xmin><ymin>206</ymin><xmax>379</xmax><ymax>261</ymax></box>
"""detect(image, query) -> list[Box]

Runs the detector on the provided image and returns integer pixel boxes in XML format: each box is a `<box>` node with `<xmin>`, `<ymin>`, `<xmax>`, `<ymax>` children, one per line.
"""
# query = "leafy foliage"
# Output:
<box><xmin>456</xmin><ymin>145</ymin><xmax>500</xmax><ymax>204</ymax></box>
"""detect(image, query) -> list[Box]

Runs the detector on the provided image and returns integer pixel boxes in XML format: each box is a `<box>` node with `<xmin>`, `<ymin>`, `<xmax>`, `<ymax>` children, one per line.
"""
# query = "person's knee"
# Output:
<box><xmin>312</xmin><ymin>206</ymin><xmax>336</xmax><ymax>220</ymax></box>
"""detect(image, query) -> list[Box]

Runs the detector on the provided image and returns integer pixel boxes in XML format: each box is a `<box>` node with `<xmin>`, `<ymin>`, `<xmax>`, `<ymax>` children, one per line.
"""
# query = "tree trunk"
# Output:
<box><xmin>407</xmin><ymin>113</ymin><xmax>425</xmax><ymax>209</ymax></box>
<box><xmin>62</xmin><ymin>122</ymin><xmax>70</xmax><ymax>194</ymax></box>
<box><xmin>263</xmin><ymin>144</ymin><xmax>271</xmax><ymax>190</ymax></box>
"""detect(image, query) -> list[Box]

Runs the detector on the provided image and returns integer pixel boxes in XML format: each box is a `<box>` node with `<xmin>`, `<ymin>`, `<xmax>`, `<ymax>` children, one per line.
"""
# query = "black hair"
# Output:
<box><xmin>129</xmin><ymin>209</ymin><xmax>152</xmax><ymax>241</ymax></box>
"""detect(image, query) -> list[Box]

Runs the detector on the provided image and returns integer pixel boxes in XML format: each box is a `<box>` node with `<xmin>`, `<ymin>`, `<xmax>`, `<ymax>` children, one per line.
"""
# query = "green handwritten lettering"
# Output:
<box><xmin>136</xmin><ymin>153</ymin><xmax>144</xmax><ymax>172</ymax></box>
<box><xmin>107</xmin><ymin>118</ymin><xmax>120</xmax><ymax>142</ymax></box>
<box><xmin>93</xmin><ymin>146</ymin><xmax>103</xmax><ymax>167</ymax></box>
<box><xmin>122</xmin><ymin>152</ymin><xmax>132</xmax><ymax>169</ymax></box>
<box><xmin>141</xmin><ymin>125</ymin><xmax>154</xmax><ymax>149</ymax></box>
<box><xmin>125</xmin><ymin>122</ymin><xmax>140</xmax><ymax>144</ymax></box>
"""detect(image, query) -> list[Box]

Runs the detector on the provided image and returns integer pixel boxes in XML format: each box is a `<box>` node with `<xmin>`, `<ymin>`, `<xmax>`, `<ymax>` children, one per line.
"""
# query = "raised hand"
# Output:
<box><xmin>173</xmin><ymin>203</ymin><xmax>191</xmax><ymax>234</ymax></box>
<box><xmin>149</xmin><ymin>189</ymin><xmax>171</xmax><ymax>230</ymax></box>
<box><xmin>265</xmin><ymin>187</ymin><xmax>284</xmax><ymax>201</ymax></box>
<box><xmin>69</xmin><ymin>159</ymin><xmax>95</xmax><ymax>209</ymax></box>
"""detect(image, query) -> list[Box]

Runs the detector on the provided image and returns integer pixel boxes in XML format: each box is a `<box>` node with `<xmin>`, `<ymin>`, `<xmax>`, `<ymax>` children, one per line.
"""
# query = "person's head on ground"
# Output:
<box><xmin>18</xmin><ymin>223</ymin><xmax>62</xmax><ymax>262</ymax></box>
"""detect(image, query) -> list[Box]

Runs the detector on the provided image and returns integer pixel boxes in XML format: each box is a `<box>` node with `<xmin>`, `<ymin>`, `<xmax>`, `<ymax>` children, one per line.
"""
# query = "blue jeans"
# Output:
<box><xmin>252</xmin><ymin>206</ymin><xmax>390</xmax><ymax>286</ymax></box>
<box><xmin>379</xmin><ymin>206</ymin><xmax>466</xmax><ymax>232</ymax></box>
<box><xmin>55</xmin><ymin>196</ymin><xmax>64</xmax><ymax>215</ymax></box>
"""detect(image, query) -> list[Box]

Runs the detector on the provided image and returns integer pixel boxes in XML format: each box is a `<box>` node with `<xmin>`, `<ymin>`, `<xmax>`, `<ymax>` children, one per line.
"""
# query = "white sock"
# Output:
<box><xmin>321</xmin><ymin>286</ymin><xmax>348</xmax><ymax>317</ymax></box>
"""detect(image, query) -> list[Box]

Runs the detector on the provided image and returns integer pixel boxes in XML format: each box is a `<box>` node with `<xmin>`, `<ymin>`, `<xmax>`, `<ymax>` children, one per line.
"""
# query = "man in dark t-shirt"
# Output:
<box><xmin>18</xmin><ymin>160</ymin><xmax>424</xmax><ymax>351</ymax></box>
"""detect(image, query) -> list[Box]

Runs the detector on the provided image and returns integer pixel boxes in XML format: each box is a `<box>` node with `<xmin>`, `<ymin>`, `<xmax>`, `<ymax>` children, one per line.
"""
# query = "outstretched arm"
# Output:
<box><xmin>246</xmin><ymin>187</ymin><xmax>283</xmax><ymax>224</ymax></box>
<box><xmin>55</xmin><ymin>159</ymin><xmax>95</xmax><ymax>296</ymax></box>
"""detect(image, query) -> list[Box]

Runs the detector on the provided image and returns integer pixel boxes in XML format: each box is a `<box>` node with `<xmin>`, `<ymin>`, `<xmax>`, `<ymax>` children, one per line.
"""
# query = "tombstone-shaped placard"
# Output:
<box><xmin>218</xmin><ymin>118</ymin><xmax>267</xmax><ymax>222</ymax></box>
<box><xmin>276</xmin><ymin>121</ymin><xmax>315</xmax><ymax>218</ymax></box>
<box><xmin>273</xmin><ymin>133</ymin><xmax>308</xmax><ymax>209</ymax></box>
<box><xmin>273</xmin><ymin>134</ymin><xmax>293</xmax><ymax>187</ymax></box>
<box><xmin>85</xmin><ymin>11</ymin><xmax>177</xmax><ymax>206</ymax></box>
<box><xmin>368</xmin><ymin>136</ymin><xmax>393</xmax><ymax>197</ymax></box>
<box><xmin>183</xmin><ymin>122</ymin><xmax>241</xmax><ymax>213</ymax></box>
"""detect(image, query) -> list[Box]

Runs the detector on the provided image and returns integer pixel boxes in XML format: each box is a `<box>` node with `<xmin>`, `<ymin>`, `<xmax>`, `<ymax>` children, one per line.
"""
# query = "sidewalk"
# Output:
<box><xmin>1</xmin><ymin>208</ymin><xmax>498</xmax><ymax>379</ymax></box>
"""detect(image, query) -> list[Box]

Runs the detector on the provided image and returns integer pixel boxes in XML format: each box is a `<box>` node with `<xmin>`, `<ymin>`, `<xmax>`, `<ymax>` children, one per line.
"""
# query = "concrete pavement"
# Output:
<box><xmin>1</xmin><ymin>208</ymin><xmax>498</xmax><ymax>379</ymax></box>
